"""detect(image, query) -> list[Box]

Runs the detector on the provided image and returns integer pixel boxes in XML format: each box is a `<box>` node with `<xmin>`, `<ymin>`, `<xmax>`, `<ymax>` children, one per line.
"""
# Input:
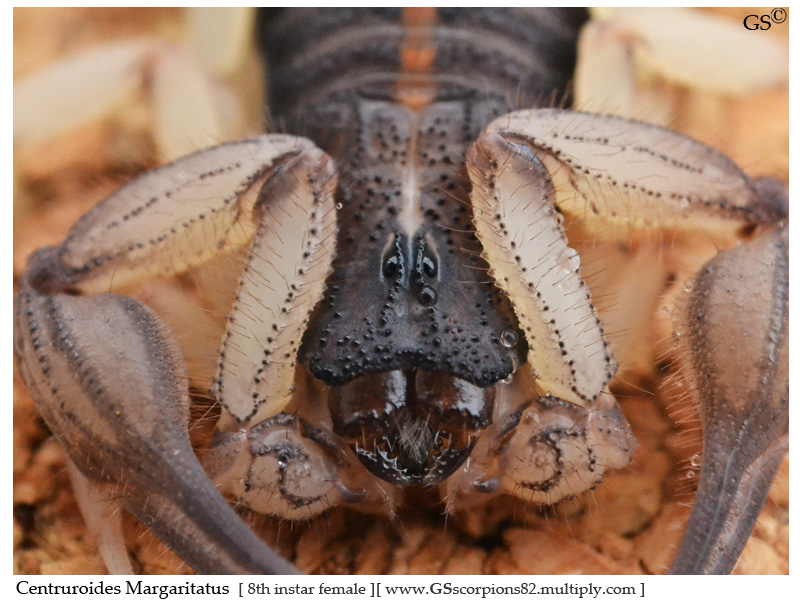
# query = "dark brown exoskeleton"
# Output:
<box><xmin>14</xmin><ymin>8</ymin><xmax>787</xmax><ymax>575</ymax></box>
<box><xmin>261</xmin><ymin>8</ymin><xmax>589</xmax><ymax>487</ymax></box>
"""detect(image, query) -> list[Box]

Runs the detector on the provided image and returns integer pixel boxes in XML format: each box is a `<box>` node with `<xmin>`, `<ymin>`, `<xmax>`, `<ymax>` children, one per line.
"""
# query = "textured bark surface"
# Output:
<box><xmin>13</xmin><ymin>7</ymin><xmax>788</xmax><ymax>575</ymax></box>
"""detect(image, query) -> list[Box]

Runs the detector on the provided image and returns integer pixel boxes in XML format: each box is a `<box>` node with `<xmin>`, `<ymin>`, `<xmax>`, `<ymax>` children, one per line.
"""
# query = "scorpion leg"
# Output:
<box><xmin>14</xmin><ymin>9</ymin><xmax>259</xmax><ymax>162</ymax></box>
<box><xmin>467</xmin><ymin>109</ymin><xmax>787</xmax><ymax>572</ymax></box>
<box><xmin>66</xmin><ymin>462</ymin><xmax>133</xmax><ymax>574</ymax></box>
<box><xmin>576</xmin><ymin>8</ymin><xmax>789</xmax><ymax>115</ymax></box>
<box><xmin>14</xmin><ymin>134</ymin><xmax>339</xmax><ymax>573</ymax></box>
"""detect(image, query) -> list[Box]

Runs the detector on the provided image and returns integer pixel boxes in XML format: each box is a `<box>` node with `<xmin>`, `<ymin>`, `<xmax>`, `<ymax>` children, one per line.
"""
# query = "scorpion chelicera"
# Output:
<box><xmin>14</xmin><ymin>8</ymin><xmax>788</xmax><ymax>574</ymax></box>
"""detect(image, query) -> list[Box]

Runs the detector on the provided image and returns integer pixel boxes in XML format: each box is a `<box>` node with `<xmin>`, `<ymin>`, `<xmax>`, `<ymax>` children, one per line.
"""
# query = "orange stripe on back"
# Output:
<box><xmin>397</xmin><ymin>8</ymin><xmax>438</xmax><ymax>110</ymax></box>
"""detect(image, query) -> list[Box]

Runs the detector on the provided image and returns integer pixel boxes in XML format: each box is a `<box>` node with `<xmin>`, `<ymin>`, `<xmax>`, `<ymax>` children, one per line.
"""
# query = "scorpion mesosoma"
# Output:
<box><xmin>13</xmin><ymin>8</ymin><xmax>788</xmax><ymax>575</ymax></box>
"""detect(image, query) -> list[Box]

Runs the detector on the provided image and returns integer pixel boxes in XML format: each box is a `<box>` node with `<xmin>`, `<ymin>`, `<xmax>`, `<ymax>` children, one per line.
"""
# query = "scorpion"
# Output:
<box><xmin>13</xmin><ymin>8</ymin><xmax>788</xmax><ymax>575</ymax></box>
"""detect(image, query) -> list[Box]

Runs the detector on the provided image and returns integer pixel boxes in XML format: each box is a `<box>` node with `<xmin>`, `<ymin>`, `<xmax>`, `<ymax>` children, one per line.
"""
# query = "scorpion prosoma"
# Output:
<box><xmin>13</xmin><ymin>8</ymin><xmax>788</xmax><ymax>575</ymax></box>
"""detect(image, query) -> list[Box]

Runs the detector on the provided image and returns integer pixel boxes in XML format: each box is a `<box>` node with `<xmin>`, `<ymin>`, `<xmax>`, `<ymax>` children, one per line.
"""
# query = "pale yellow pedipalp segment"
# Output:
<box><xmin>50</xmin><ymin>135</ymin><xmax>317</xmax><ymax>294</ymax></box>
<box><xmin>484</xmin><ymin>109</ymin><xmax>769</xmax><ymax>241</ymax></box>
<box><xmin>213</xmin><ymin>148</ymin><xmax>338</xmax><ymax>425</ymax></box>
<box><xmin>468</xmin><ymin>133</ymin><xmax>615</xmax><ymax>407</ymax></box>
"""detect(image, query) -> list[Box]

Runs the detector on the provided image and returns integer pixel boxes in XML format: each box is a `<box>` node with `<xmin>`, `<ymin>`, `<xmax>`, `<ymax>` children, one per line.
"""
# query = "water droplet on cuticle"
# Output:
<box><xmin>560</xmin><ymin>247</ymin><xmax>580</xmax><ymax>272</ymax></box>
<box><xmin>686</xmin><ymin>470</ymin><xmax>695</xmax><ymax>479</ymax></box>
<box><xmin>690</xmin><ymin>454</ymin><xmax>701</xmax><ymax>467</ymax></box>
<box><xmin>500</xmin><ymin>330</ymin><xmax>518</xmax><ymax>348</ymax></box>
<box><xmin>335</xmin><ymin>202</ymin><xmax>343</xmax><ymax>210</ymax></box>
<box><xmin>683</xmin><ymin>279</ymin><xmax>695</xmax><ymax>293</ymax></box>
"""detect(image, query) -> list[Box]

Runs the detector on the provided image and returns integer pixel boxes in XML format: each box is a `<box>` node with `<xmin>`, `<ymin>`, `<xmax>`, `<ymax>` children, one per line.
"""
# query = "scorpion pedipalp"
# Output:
<box><xmin>669</xmin><ymin>223</ymin><xmax>788</xmax><ymax>574</ymax></box>
<box><xmin>13</xmin><ymin>286</ymin><xmax>298</xmax><ymax>574</ymax></box>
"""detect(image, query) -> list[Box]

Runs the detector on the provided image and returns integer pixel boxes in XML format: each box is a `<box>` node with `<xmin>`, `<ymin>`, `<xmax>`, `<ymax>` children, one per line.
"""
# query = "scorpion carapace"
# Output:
<box><xmin>260</xmin><ymin>7</ymin><xmax>588</xmax><ymax>485</ymax></box>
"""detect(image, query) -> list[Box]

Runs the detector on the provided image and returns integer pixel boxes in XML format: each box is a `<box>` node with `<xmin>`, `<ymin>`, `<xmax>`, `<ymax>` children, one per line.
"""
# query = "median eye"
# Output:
<box><xmin>414</xmin><ymin>237</ymin><xmax>438</xmax><ymax>280</ymax></box>
<box><xmin>422</xmin><ymin>256</ymin><xmax>436</xmax><ymax>278</ymax></box>
<box><xmin>381</xmin><ymin>236</ymin><xmax>405</xmax><ymax>280</ymax></box>
<box><xmin>383</xmin><ymin>255</ymin><xmax>400</xmax><ymax>278</ymax></box>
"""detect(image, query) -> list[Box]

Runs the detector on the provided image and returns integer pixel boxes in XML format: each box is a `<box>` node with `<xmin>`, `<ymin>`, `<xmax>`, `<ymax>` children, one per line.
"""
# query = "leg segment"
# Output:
<box><xmin>23</xmin><ymin>132</ymin><xmax>339</xmax><ymax>426</ymax></box>
<box><xmin>576</xmin><ymin>8</ymin><xmax>788</xmax><ymax>110</ymax></box>
<box><xmin>498</xmin><ymin>395</ymin><xmax>636</xmax><ymax>504</ymax></box>
<box><xmin>466</xmin><ymin>124</ymin><xmax>635</xmax><ymax>504</ymax></box>
<box><xmin>205</xmin><ymin>413</ymin><xmax>396</xmax><ymax>520</ymax></box>
<box><xmin>14</xmin><ymin>11</ymin><xmax>260</xmax><ymax>162</ymax></box>
<box><xmin>24</xmin><ymin>132</ymin><xmax>340</xmax><ymax>428</ymax></box>
<box><xmin>205</xmin><ymin>414</ymin><xmax>342</xmax><ymax>520</ymax></box>
<box><xmin>204</xmin><ymin>150</ymin><xmax>398</xmax><ymax>517</ymax></box>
